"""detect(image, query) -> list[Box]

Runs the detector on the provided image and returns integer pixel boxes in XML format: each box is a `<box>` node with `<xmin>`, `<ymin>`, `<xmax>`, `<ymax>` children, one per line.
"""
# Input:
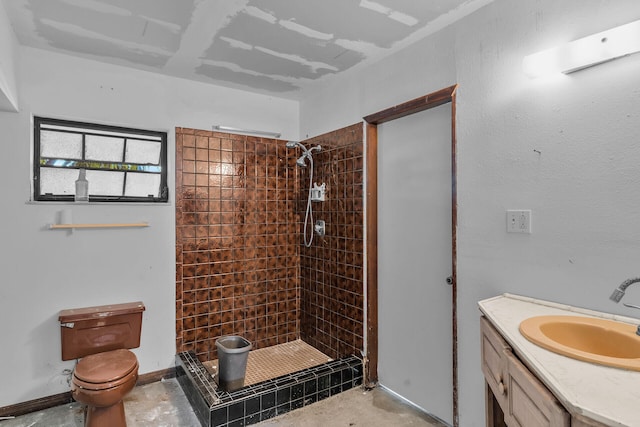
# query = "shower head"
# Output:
<box><xmin>286</xmin><ymin>141</ymin><xmax>301</xmax><ymax>149</ymax></box>
<box><xmin>296</xmin><ymin>155</ymin><xmax>308</xmax><ymax>167</ymax></box>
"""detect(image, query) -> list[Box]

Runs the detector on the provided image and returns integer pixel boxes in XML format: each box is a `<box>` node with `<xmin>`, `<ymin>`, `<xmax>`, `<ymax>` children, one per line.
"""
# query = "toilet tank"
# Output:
<box><xmin>59</xmin><ymin>301</ymin><xmax>145</xmax><ymax>361</ymax></box>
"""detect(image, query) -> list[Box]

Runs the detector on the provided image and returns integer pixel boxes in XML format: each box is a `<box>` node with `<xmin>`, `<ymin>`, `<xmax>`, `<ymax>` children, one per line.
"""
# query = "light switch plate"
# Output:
<box><xmin>507</xmin><ymin>210</ymin><xmax>532</xmax><ymax>233</ymax></box>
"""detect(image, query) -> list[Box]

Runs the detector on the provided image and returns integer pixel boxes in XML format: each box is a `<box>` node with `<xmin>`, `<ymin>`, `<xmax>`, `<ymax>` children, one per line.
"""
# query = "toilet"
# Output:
<box><xmin>58</xmin><ymin>301</ymin><xmax>145</xmax><ymax>427</ymax></box>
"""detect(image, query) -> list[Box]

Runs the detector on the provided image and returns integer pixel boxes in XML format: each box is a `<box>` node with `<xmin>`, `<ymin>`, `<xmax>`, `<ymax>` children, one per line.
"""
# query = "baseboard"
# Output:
<box><xmin>0</xmin><ymin>367</ymin><xmax>176</xmax><ymax>418</ymax></box>
<box><xmin>137</xmin><ymin>367</ymin><xmax>176</xmax><ymax>386</ymax></box>
<box><xmin>378</xmin><ymin>384</ymin><xmax>452</xmax><ymax>427</ymax></box>
<box><xmin>0</xmin><ymin>392</ymin><xmax>73</xmax><ymax>418</ymax></box>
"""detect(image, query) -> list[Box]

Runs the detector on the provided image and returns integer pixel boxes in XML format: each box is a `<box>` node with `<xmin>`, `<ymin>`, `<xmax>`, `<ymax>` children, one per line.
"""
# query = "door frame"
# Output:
<box><xmin>363</xmin><ymin>84</ymin><xmax>459</xmax><ymax>426</ymax></box>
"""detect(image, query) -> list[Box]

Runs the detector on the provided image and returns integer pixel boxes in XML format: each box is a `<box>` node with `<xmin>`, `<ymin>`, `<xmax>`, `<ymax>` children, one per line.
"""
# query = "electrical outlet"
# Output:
<box><xmin>507</xmin><ymin>210</ymin><xmax>532</xmax><ymax>233</ymax></box>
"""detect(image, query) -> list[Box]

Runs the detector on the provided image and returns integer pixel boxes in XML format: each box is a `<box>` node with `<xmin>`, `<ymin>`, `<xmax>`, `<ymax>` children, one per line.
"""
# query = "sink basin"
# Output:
<box><xmin>519</xmin><ymin>315</ymin><xmax>640</xmax><ymax>371</ymax></box>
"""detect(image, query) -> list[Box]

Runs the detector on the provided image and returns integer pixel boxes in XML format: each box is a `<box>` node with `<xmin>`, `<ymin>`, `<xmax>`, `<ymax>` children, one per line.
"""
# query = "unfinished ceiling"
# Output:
<box><xmin>2</xmin><ymin>0</ymin><xmax>490</xmax><ymax>99</ymax></box>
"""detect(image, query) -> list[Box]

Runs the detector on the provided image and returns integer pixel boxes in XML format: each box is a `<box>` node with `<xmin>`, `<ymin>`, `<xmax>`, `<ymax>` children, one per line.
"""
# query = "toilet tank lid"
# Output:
<box><xmin>59</xmin><ymin>301</ymin><xmax>145</xmax><ymax>323</ymax></box>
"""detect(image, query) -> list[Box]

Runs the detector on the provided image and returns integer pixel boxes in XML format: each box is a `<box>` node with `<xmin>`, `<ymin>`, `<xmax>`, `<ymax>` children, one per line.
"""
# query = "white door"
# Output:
<box><xmin>378</xmin><ymin>102</ymin><xmax>453</xmax><ymax>424</ymax></box>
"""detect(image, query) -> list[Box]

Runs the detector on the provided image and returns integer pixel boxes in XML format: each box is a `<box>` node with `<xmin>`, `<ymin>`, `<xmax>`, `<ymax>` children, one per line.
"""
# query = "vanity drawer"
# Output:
<box><xmin>480</xmin><ymin>316</ymin><xmax>510</xmax><ymax>409</ymax></box>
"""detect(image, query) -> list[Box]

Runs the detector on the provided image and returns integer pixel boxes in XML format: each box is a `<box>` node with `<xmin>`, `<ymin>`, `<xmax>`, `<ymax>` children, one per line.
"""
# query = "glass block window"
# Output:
<box><xmin>33</xmin><ymin>117</ymin><xmax>168</xmax><ymax>202</ymax></box>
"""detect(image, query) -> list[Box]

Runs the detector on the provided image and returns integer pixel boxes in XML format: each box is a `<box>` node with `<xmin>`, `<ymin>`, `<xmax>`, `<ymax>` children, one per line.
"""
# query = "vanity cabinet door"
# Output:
<box><xmin>481</xmin><ymin>317</ymin><xmax>510</xmax><ymax>412</ymax></box>
<box><xmin>571</xmin><ymin>414</ymin><xmax>610</xmax><ymax>427</ymax></box>
<box><xmin>481</xmin><ymin>316</ymin><xmax>570</xmax><ymax>427</ymax></box>
<box><xmin>504</xmin><ymin>351</ymin><xmax>570</xmax><ymax>427</ymax></box>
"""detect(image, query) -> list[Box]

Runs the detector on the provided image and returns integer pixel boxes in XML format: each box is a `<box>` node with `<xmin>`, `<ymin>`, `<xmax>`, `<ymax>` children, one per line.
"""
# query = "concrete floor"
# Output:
<box><xmin>254</xmin><ymin>387</ymin><xmax>447</xmax><ymax>427</ymax></box>
<box><xmin>0</xmin><ymin>379</ymin><xmax>447</xmax><ymax>427</ymax></box>
<box><xmin>0</xmin><ymin>378</ymin><xmax>200</xmax><ymax>427</ymax></box>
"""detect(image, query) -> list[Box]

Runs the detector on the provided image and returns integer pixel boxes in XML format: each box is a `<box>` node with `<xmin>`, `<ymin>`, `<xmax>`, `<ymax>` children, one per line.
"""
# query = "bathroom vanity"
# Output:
<box><xmin>479</xmin><ymin>294</ymin><xmax>640</xmax><ymax>427</ymax></box>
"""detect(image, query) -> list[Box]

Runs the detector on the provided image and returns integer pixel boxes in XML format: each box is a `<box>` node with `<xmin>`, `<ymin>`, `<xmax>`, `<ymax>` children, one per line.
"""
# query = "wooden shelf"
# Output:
<box><xmin>49</xmin><ymin>223</ymin><xmax>149</xmax><ymax>229</ymax></box>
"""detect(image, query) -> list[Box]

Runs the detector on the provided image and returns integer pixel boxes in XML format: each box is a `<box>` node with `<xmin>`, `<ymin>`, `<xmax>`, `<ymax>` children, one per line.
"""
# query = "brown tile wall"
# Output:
<box><xmin>175</xmin><ymin>128</ymin><xmax>299</xmax><ymax>362</ymax></box>
<box><xmin>175</xmin><ymin>123</ymin><xmax>365</xmax><ymax>363</ymax></box>
<box><xmin>299</xmin><ymin>123</ymin><xmax>365</xmax><ymax>360</ymax></box>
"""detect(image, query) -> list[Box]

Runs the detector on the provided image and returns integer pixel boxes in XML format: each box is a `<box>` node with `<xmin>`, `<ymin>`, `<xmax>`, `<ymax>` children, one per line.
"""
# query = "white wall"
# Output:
<box><xmin>0</xmin><ymin>47</ymin><xmax>298</xmax><ymax>406</ymax></box>
<box><xmin>0</xmin><ymin>0</ymin><xmax>19</xmax><ymax>111</ymax></box>
<box><xmin>300</xmin><ymin>24</ymin><xmax>457</xmax><ymax>139</ymax></box>
<box><xmin>299</xmin><ymin>1</ymin><xmax>640</xmax><ymax>425</ymax></box>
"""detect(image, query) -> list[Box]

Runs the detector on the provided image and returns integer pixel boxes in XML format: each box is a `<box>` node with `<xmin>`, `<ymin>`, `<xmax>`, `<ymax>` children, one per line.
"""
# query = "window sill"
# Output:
<box><xmin>26</xmin><ymin>200</ymin><xmax>173</xmax><ymax>207</ymax></box>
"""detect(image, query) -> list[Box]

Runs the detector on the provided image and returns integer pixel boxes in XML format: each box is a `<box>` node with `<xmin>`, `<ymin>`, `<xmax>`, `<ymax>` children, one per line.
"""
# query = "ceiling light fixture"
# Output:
<box><xmin>523</xmin><ymin>19</ymin><xmax>640</xmax><ymax>78</ymax></box>
<box><xmin>213</xmin><ymin>125</ymin><xmax>281</xmax><ymax>138</ymax></box>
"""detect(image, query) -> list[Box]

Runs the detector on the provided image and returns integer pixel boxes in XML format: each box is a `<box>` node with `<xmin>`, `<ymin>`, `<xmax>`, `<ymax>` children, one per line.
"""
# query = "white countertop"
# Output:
<box><xmin>478</xmin><ymin>293</ymin><xmax>640</xmax><ymax>427</ymax></box>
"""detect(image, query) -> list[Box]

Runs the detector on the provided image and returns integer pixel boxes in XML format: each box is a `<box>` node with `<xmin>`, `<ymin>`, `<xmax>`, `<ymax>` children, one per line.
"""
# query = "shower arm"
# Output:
<box><xmin>300</xmin><ymin>145</ymin><xmax>321</xmax><ymax>161</ymax></box>
<box><xmin>286</xmin><ymin>141</ymin><xmax>321</xmax><ymax>157</ymax></box>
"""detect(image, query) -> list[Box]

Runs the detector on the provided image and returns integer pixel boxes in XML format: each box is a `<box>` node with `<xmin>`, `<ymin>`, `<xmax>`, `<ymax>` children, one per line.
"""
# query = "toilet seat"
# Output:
<box><xmin>73</xmin><ymin>349</ymin><xmax>138</xmax><ymax>391</ymax></box>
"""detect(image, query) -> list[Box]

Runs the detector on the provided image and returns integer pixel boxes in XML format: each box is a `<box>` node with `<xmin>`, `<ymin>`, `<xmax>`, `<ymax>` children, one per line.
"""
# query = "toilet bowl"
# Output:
<box><xmin>71</xmin><ymin>349</ymin><xmax>139</xmax><ymax>426</ymax></box>
<box><xmin>59</xmin><ymin>302</ymin><xmax>145</xmax><ymax>427</ymax></box>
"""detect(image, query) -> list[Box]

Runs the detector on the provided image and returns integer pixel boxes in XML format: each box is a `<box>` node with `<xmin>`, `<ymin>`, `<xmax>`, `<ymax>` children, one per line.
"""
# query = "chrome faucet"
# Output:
<box><xmin>610</xmin><ymin>277</ymin><xmax>640</xmax><ymax>303</ymax></box>
<box><xmin>610</xmin><ymin>277</ymin><xmax>640</xmax><ymax>335</ymax></box>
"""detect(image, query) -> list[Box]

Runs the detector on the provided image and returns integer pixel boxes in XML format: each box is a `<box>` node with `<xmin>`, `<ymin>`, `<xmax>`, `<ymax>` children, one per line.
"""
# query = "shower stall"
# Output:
<box><xmin>174</xmin><ymin>124</ymin><xmax>365</xmax><ymax>426</ymax></box>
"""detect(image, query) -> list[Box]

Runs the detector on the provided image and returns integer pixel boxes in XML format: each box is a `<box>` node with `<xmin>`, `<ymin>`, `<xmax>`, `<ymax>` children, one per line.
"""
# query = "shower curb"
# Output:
<box><xmin>176</xmin><ymin>351</ymin><xmax>363</xmax><ymax>427</ymax></box>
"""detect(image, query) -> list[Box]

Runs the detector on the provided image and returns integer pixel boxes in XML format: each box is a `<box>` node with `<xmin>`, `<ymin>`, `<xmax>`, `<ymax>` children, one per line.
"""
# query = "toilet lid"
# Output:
<box><xmin>74</xmin><ymin>349</ymin><xmax>138</xmax><ymax>383</ymax></box>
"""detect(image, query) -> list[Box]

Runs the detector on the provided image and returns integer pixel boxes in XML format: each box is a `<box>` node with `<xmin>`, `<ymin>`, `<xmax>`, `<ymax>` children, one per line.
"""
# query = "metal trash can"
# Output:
<box><xmin>215</xmin><ymin>336</ymin><xmax>252</xmax><ymax>391</ymax></box>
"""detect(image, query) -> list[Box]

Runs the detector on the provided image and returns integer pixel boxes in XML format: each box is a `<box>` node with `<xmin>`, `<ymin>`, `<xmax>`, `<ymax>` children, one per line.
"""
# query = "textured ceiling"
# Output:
<box><xmin>2</xmin><ymin>0</ymin><xmax>491</xmax><ymax>99</ymax></box>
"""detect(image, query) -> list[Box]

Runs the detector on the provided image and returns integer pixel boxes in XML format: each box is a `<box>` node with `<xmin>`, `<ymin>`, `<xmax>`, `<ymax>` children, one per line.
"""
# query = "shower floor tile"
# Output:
<box><xmin>203</xmin><ymin>339</ymin><xmax>333</xmax><ymax>386</ymax></box>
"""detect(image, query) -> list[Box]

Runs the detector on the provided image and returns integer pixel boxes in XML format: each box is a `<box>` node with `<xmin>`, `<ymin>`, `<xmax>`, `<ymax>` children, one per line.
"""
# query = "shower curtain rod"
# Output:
<box><xmin>213</xmin><ymin>125</ymin><xmax>281</xmax><ymax>138</ymax></box>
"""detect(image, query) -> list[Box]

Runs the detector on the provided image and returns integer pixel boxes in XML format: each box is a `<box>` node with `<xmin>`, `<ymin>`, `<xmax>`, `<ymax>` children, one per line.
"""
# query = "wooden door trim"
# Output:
<box><xmin>363</xmin><ymin>84</ymin><xmax>459</xmax><ymax>426</ymax></box>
